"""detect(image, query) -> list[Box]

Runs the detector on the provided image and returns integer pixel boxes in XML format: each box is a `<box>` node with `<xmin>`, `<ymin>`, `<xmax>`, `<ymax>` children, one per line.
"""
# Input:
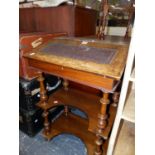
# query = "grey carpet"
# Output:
<box><xmin>19</xmin><ymin>131</ymin><xmax>87</xmax><ymax>155</ymax></box>
<box><xmin>19</xmin><ymin>109</ymin><xmax>88</xmax><ymax>155</ymax></box>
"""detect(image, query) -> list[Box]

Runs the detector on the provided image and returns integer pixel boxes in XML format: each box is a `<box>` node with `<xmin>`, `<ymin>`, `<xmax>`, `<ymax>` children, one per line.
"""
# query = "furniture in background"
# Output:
<box><xmin>19</xmin><ymin>4</ymin><xmax>98</xmax><ymax>94</ymax></box>
<box><xmin>24</xmin><ymin>36</ymin><xmax>130</xmax><ymax>154</ymax></box>
<box><xmin>19</xmin><ymin>32</ymin><xmax>67</xmax><ymax>136</ymax></box>
<box><xmin>19</xmin><ymin>32</ymin><xmax>101</xmax><ymax>98</ymax></box>
<box><xmin>107</xmin><ymin>29</ymin><xmax>135</xmax><ymax>155</ymax></box>
<box><xmin>19</xmin><ymin>5</ymin><xmax>97</xmax><ymax>37</ymax></box>
<box><xmin>19</xmin><ymin>75</ymin><xmax>64</xmax><ymax>137</ymax></box>
<box><xmin>97</xmin><ymin>0</ymin><xmax>135</xmax><ymax>39</ymax></box>
<box><xmin>20</xmin><ymin>32</ymin><xmax>67</xmax><ymax>80</ymax></box>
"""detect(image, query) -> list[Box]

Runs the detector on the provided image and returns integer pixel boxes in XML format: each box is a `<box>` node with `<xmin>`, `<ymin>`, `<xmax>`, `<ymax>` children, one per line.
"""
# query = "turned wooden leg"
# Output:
<box><xmin>42</xmin><ymin>110</ymin><xmax>50</xmax><ymax>136</ymax></box>
<box><xmin>95</xmin><ymin>92</ymin><xmax>110</xmax><ymax>155</ymax></box>
<box><xmin>95</xmin><ymin>135</ymin><xmax>103</xmax><ymax>155</ymax></box>
<box><xmin>111</xmin><ymin>92</ymin><xmax>120</xmax><ymax>107</ymax></box>
<box><xmin>38</xmin><ymin>73</ymin><xmax>48</xmax><ymax>105</ymax></box>
<box><xmin>38</xmin><ymin>72</ymin><xmax>50</xmax><ymax>135</ymax></box>
<box><xmin>97</xmin><ymin>0</ymin><xmax>109</xmax><ymax>40</ymax></box>
<box><xmin>63</xmin><ymin>79</ymin><xmax>69</xmax><ymax>116</ymax></box>
<box><xmin>125</xmin><ymin>1</ymin><xmax>134</xmax><ymax>39</ymax></box>
<box><xmin>63</xmin><ymin>79</ymin><xmax>69</xmax><ymax>91</ymax></box>
<box><xmin>64</xmin><ymin>105</ymin><xmax>69</xmax><ymax>116</ymax></box>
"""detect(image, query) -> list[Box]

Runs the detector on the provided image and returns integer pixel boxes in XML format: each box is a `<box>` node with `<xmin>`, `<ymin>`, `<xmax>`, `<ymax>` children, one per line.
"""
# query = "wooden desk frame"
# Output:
<box><xmin>24</xmin><ymin>37</ymin><xmax>129</xmax><ymax>155</ymax></box>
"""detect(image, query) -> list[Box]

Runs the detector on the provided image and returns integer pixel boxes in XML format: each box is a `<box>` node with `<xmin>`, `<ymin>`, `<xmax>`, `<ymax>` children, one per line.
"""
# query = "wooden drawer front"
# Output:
<box><xmin>27</xmin><ymin>58</ymin><xmax>115</xmax><ymax>91</ymax></box>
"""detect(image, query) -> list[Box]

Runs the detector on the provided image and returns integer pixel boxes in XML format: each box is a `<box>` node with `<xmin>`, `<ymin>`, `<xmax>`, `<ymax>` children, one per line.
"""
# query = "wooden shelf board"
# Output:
<box><xmin>129</xmin><ymin>68</ymin><xmax>135</xmax><ymax>82</ymax></box>
<box><xmin>42</xmin><ymin>113</ymin><xmax>108</xmax><ymax>155</ymax></box>
<box><xmin>113</xmin><ymin>121</ymin><xmax>135</xmax><ymax>155</ymax></box>
<box><xmin>122</xmin><ymin>89</ymin><xmax>135</xmax><ymax>123</ymax></box>
<box><xmin>38</xmin><ymin>88</ymin><xmax>117</xmax><ymax>139</ymax></box>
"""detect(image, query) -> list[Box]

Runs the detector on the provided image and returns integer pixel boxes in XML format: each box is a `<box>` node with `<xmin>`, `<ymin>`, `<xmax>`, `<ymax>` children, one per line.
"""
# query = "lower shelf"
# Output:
<box><xmin>113</xmin><ymin>120</ymin><xmax>135</xmax><ymax>155</ymax></box>
<box><xmin>37</xmin><ymin>88</ymin><xmax>117</xmax><ymax>139</ymax></box>
<box><xmin>42</xmin><ymin>113</ymin><xmax>108</xmax><ymax>155</ymax></box>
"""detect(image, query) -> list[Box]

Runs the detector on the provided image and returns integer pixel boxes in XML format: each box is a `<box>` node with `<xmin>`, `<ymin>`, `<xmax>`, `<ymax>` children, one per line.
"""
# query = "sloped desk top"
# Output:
<box><xmin>24</xmin><ymin>37</ymin><xmax>129</xmax><ymax>92</ymax></box>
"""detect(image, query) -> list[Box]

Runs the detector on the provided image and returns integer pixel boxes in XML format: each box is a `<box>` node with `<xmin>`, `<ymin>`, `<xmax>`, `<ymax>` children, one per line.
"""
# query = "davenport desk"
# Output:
<box><xmin>24</xmin><ymin>36</ymin><xmax>129</xmax><ymax>155</ymax></box>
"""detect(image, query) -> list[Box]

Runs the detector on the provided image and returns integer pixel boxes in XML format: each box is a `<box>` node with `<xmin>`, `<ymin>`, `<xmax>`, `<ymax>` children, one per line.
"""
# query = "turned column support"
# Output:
<box><xmin>95</xmin><ymin>135</ymin><xmax>103</xmax><ymax>155</ymax></box>
<box><xmin>37</xmin><ymin>72</ymin><xmax>48</xmax><ymax>105</ymax></box>
<box><xmin>97</xmin><ymin>0</ymin><xmax>109</xmax><ymax>40</ymax></box>
<box><xmin>97</xmin><ymin>93</ymin><xmax>110</xmax><ymax>134</ymax></box>
<box><xmin>38</xmin><ymin>72</ymin><xmax>50</xmax><ymax>136</ymax></box>
<box><xmin>112</xmin><ymin>92</ymin><xmax>120</xmax><ymax>107</ymax></box>
<box><xmin>125</xmin><ymin>0</ymin><xmax>135</xmax><ymax>38</ymax></box>
<box><xmin>63</xmin><ymin>79</ymin><xmax>69</xmax><ymax>116</ymax></box>
<box><xmin>63</xmin><ymin>79</ymin><xmax>69</xmax><ymax>91</ymax></box>
<box><xmin>95</xmin><ymin>92</ymin><xmax>110</xmax><ymax>155</ymax></box>
<box><xmin>42</xmin><ymin>110</ymin><xmax>50</xmax><ymax>136</ymax></box>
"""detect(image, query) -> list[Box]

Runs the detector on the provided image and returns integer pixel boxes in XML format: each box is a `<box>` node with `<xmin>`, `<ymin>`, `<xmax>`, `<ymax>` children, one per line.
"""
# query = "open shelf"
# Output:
<box><xmin>113</xmin><ymin>120</ymin><xmax>135</xmax><ymax>155</ymax></box>
<box><xmin>122</xmin><ymin>88</ymin><xmax>135</xmax><ymax>123</ymax></box>
<box><xmin>42</xmin><ymin>113</ymin><xmax>108</xmax><ymax>155</ymax></box>
<box><xmin>37</xmin><ymin>88</ymin><xmax>117</xmax><ymax>139</ymax></box>
<box><xmin>129</xmin><ymin>67</ymin><xmax>135</xmax><ymax>82</ymax></box>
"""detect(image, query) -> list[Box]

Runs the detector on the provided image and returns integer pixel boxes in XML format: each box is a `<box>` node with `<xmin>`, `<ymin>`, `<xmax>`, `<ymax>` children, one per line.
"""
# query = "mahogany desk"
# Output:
<box><xmin>24</xmin><ymin>36</ymin><xmax>129</xmax><ymax>155</ymax></box>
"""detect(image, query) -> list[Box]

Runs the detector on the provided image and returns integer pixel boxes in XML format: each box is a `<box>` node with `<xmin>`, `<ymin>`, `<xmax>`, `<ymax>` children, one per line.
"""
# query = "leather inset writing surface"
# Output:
<box><xmin>40</xmin><ymin>43</ymin><xmax>117</xmax><ymax>64</ymax></box>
